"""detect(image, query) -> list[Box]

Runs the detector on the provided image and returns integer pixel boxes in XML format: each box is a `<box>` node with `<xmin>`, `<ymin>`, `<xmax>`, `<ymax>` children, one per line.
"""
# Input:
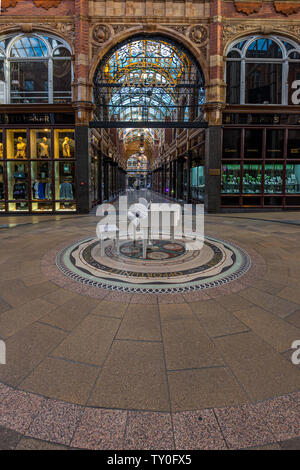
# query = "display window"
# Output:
<box><xmin>31</xmin><ymin>161</ymin><xmax>52</xmax><ymax>201</ymax></box>
<box><xmin>0</xmin><ymin>127</ymin><xmax>76</xmax><ymax>213</ymax></box>
<box><xmin>287</xmin><ymin>130</ymin><xmax>300</xmax><ymax>159</ymax></box>
<box><xmin>54</xmin><ymin>130</ymin><xmax>75</xmax><ymax>159</ymax></box>
<box><xmin>264</xmin><ymin>164</ymin><xmax>283</xmax><ymax>193</ymax></box>
<box><xmin>30</xmin><ymin>130</ymin><xmax>51</xmax><ymax>159</ymax></box>
<box><xmin>6</xmin><ymin>129</ymin><xmax>27</xmax><ymax>159</ymax></box>
<box><xmin>221</xmin><ymin>164</ymin><xmax>241</xmax><ymax>193</ymax></box>
<box><xmin>266</xmin><ymin>130</ymin><xmax>284</xmax><ymax>159</ymax></box>
<box><xmin>243</xmin><ymin>164</ymin><xmax>262</xmax><ymax>193</ymax></box>
<box><xmin>7</xmin><ymin>162</ymin><xmax>28</xmax><ymax>200</ymax></box>
<box><xmin>0</xmin><ymin>163</ymin><xmax>4</xmax><ymax>209</ymax></box>
<box><xmin>8</xmin><ymin>201</ymin><xmax>29</xmax><ymax>211</ymax></box>
<box><xmin>286</xmin><ymin>165</ymin><xmax>300</xmax><ymax>193</ymax></box>
<box><xmin>223</xmin><ymin>129</ymin><xmax>241</xmax><ymax>158</ymax></box>
<box><xmin>0</xmin><ymin>130</ymin><xmax>3</xmax><ymax>159</ymax></box>
<box><xmin>54</xmin><ymin>161</ymin><xmax>76</xmax><ymax>211</ymax></box>
<box><xmin>244</xmin><ymin>130</ymin><xmax>263</xmax><ymax>159</ymax></box>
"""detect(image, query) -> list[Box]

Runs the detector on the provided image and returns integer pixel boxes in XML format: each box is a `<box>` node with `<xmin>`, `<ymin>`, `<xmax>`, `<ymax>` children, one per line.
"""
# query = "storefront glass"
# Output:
<box><xmin>244</xmin><ymin>130</ymin><xmax>263</xmax><ymax>158</ymax></box>
<box><xmin>264</xmin><ymin>164</ymin><xmax>283</xmax><ymax>193</ymax></box>
<box><xmin>286</xmin><ymin>165</ymin><xmax>300</xmax><ymax>193</ymax></box>
<box><xmin>221</xmin><ymin>164</ymin><xmax>240</xmax><ymax>193</ymax></box>
<box><xmin>191</xmin><ymin>166</ymin><xmax>205</xmax><ymax>201</ymax></box>
<box><xmin>0</xmin><ymin>162</ymin><xmax>4</xmax><ymax>211</ymax></box>
<box><xmin>0</xmin><ymin>126</ymin><xmax>76</xmax><ymax>212</ymax></box>
<box><xmin>243</xmin><ymin>164</ymin><xmax>262</xmax><ymax>193</ymax></box>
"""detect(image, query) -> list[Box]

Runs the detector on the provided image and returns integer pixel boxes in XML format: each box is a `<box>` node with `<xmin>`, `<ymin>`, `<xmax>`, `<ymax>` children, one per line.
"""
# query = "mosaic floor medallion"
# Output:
<box><xmin>55</xmin><ymin>235</ymin><xmax>251</xmax><ymax>294</ymax></box>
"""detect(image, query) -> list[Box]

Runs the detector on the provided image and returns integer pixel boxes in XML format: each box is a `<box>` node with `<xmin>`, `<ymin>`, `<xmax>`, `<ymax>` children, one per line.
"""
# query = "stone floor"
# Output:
<box><xmin>0</xmin><ymin>192</ymin><xmax>300</xmax><ymax>450</ymax></box>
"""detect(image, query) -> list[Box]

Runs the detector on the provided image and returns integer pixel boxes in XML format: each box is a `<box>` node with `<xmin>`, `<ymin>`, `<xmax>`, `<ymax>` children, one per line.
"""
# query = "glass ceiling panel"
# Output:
<box><xmin>11</xmin><ymin>36</ymin><xmax>48</xmax><ymax>58</ymax></box>
<box><xmin>94</xmin><ymin>37</ymin><xmax>205</xmax><ymax>122</ymax></box>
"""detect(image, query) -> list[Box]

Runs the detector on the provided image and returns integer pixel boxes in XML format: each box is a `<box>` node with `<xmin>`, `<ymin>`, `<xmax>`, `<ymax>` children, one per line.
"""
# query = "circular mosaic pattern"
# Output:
<box><xmin>55</xmin><ymin>235</ymin><xmax>251</xmax><ymax>294</ymax></box>
<box><xmin>120</xmin><ymin>240</ymin><xmax>186</xmax><ymax>260</ymax></box>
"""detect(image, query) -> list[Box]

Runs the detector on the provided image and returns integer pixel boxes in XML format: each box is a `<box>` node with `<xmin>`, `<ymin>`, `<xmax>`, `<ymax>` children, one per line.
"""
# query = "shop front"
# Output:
<box><xmin>221</xmin><ymin>112</ymin><xmax>300</xmax><ymax>209</ymax></box>
<box><xmin>0</xmin><ymin>112</ymin><xmax>76</xmax><ymax>213</ymax></box>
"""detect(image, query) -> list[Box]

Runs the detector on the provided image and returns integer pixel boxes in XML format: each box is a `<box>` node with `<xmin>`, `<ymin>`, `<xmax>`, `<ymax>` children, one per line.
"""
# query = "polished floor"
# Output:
<box><xmin>0</xmin><ymin>192</ymin><xmax>300</xmax><ymax>450</ymax></box>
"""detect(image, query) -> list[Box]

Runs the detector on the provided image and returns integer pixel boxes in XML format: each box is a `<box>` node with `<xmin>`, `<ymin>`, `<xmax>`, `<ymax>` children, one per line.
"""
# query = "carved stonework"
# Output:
<box><xmin>167</xmin><ymin>25</ymin><xmax>189</xmax><ymax>35</ymax></box>
<box><xmin>200</xmin><ymin>45</ymin><xmax>208</xmax><ymax>60</ymax></box>
<box><xmin>111</xmin><ymin>24</ymin><xmax>137</xmax><ymax>34</ymax></box>
<box><xmin>2</xmin><ymin>0</ymin><xmax>62</xmax><ymax>9</ymax></box>
<box><xmin>55</xmin><ymin>23</ymin><xmax>75</xmax><ymax>42</ymax></box>
<box><xmin>92</xmin><ymin>25</ymin><xmax>111</xmax><ymax>44</ymax></box>
<box><xmin>273</xmin><ymin>1</ymin><xmax>300</xmax><ymax>15</ymax></box>
<box><xmin>33</xmin><ymin>0</ymin><xmax>61</xmax><ymax>8</ymax></box>
<box><xmin>223</xmin><ymin>22</ymin><xmax>300</xmax><ymax>41</ymax></box>
<box><xmin>1</xmin><ymin>0</ymin><xmax>18</xmax><ymax>9</ymax></box>
<box><xmin>1</xmin><ymin>22</ymin><xmax>75</xmax><ymax>43</ymax></box>
<box><xmin>189</xmin><ymin>25</ymin><xmax>208</xmax><ymax>44</ymax></box>
<box><xmin>234</xmin><ymin>1</ymin><xmax>263</xmax><ymax>15</ymax></box>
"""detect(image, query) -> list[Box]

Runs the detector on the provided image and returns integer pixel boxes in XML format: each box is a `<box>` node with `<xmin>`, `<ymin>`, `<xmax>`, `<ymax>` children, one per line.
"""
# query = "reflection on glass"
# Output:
<box><xmin>54</xmin><ymin>130</ymin><xmax>75</xmax><ymax>158</ymax></box>
<box><xmin>10</xmin><ymin>61</ymin><xmax>48</xmax><ymax>103</ymax></box>
<box><xmin>6</xmin><ymin>130</ymin><xmax>27</xmax><ymax>159</ymax></box>
<box><xmin>245</xmin><ymin>63</ymin><xmax>282</xmax><ymax>104</ymax></box>
<box><xmin>287</xmin><ymin>130</ymin><xmax>300</xmax><ymax>158</ymax></box>
<box><xmin>226</xmin><ymin>61</ymin><xmax>240</xmax><ymax>104</ymax></box>
<box><xmin>30</xmin><ymin>130</ymin><xmax>51</xmax><ymax>158</ymax></box>
<box><xmin>223</xmin><ymin>129</ymin><xmax>241</xmax><ymax>158</ymax></box>
<box><xmin>264</xmin><ymin>164</ymin><xmax>283</xmax><ymax>193</ymax></box>
<box><xmin>244</xmin><ymin>130</ymin><xmax>263</xmax><ymax>158</ymax></box>
<box><xmin>266</xmin><ymin>130</ymin><xmax>284</xmax><ymax>158</ymax></box>
<box><xmin>286</xmin><ymin>165</ymin><xmax>300</xmax><ymax>193</ymax></box>
<box><xmin>191</xmin><ymin>166</ymin><xmax>205</xmax><ymax>201</ymax></box>
<box><xmin>221</xmin><ymin>164</ymin><xmax>240</xmax><ymax>193</ymax></box>
<box><xmin>243</xmin><ymin>164</ymin><xmax>262</xmax><ymax>193</ymax></box>
<box><xmin>7</xmin><ymin>162</ymin><xmax>28</xmax><ymax>200</ymax></box>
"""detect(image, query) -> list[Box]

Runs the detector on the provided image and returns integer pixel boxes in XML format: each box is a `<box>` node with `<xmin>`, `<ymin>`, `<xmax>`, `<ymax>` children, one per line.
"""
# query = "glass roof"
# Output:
<box><xmin>94</xmin><ymin>37</ymin><xmax>205</xmax><ymax>122</ymax></box>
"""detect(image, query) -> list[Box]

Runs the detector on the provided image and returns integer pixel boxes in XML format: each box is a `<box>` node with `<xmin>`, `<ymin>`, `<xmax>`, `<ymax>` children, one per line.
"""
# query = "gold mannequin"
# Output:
<box><xmin>38</xmin><ymin>137</ymin><xmax>49</xmax><ymax>158</ymax></box>
<box><xmin>0</xmin><ymin>143</ymin><xmax>3</xmax><ymax>159</ymax></box>
<box><xmin>62</xmin><ymin>137</ymin><xmax>71</xmax><ymax>157</ymax></box>
<box><xmin>15</xmin><ymin>136</ymin><xmax>26</xmax><ymax>159</ymax></box>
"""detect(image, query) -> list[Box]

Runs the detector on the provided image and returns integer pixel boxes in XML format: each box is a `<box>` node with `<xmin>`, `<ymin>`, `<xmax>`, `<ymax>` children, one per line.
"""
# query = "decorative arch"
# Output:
<box><xmin>90</xmin><ymin>28</ymin><xmax>207</xmax><ymax>123</ymax></box>
<box><xmin>0</xmin><ymin>31</ymin><xmax>73</xmax><ymax>104</ymax></box>
<box><xmin>225</xmin><ymin>33</ymin><xmax>300</xmax><ymax>105</ymax></box>
<box><xmin>89</xmin><ymin>26</ymin><xmax>209</xmax><ymax>88</ymax></box>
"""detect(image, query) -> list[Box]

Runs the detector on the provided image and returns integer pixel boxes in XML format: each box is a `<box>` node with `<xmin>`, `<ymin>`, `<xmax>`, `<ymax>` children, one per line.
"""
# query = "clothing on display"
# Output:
<box><xmin>59</xmin><ymin>181</ymin><xmax>73</xmax><ymax>199</ymax></box>
<box><xmin>13</xmin><ymin>182</ymin><xmax>27</xmax><ymax>199</ymax></box>
<box><xmin>32</xmin><ymin>181</ymin><xmax>52</xmax><ymax>199</ymax></box>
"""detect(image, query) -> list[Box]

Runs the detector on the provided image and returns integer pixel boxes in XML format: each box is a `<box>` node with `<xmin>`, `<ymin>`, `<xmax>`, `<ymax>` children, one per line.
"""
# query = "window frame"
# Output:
<box><xmin>225</xmin><ymin>35</ymin><xmax>300</xmax><ymax>105</ymax></box>
<box><xmin>0</xmin><ymin>33</ymin><xmax>72</xmax><ymax>104</ymax></box>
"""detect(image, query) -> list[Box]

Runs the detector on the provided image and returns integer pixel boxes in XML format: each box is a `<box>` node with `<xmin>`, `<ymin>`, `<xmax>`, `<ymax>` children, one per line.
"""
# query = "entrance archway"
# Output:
<box><xmin>91</xmin><ymin>35</ymin><xmax>207</xmax><ymax>204</ymax></box>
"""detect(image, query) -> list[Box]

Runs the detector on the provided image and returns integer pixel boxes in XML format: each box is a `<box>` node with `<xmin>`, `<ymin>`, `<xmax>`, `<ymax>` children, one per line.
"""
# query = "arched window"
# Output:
<box><xmin>226</xmin><ymin>36</ymin><xmax>300</xmax><ymax>105</ymax></box>
<box><xmin>0</xmin><ymin>33</ymin><xmax>72</xmax><ymax>104</ymax></box>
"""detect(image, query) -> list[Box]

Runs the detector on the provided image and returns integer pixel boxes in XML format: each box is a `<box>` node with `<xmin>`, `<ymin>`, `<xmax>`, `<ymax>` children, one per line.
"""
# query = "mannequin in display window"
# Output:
<box><xmin>38</xmin><ymin>137</ymin><xmax>49</xmax><ymax>159</ymax></box>
<box><xmin>62</xmin><ymin>137</ymin><xmax>71</xmax><ymax>157</ymax></box>
<box><xmin>15</xmin><ymin>137</ymin><xmax>26</xmax><ymax>159</ymax></box>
